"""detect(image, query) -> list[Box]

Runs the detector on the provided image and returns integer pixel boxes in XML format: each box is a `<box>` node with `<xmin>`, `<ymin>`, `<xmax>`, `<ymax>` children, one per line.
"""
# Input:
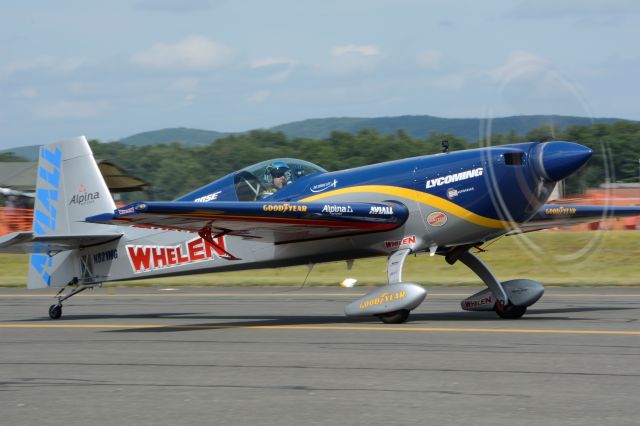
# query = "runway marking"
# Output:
<box><xmin>0</xmin><ymin>323</ymin><xmax>639</xmax><ymax>335</ymax></box>
<box><xmin>1</xmin><ymin>292</ymin><xmax>640</xmax><ymax>298</ymax></box>
<box><xmin>0</xmin><ymin>293</ymin><xmax>365</xmax><ymax>298</ymax></box>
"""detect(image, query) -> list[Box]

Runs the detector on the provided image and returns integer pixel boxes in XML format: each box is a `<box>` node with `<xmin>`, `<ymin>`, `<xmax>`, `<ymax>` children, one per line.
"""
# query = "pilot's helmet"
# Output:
<box><xmin>264</xmin><ymin>161</ymin><xmax>291</xmax><ymax>185</ymax></box>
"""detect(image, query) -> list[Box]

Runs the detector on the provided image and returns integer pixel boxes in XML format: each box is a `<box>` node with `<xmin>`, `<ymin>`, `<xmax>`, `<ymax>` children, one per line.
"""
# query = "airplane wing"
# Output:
<box><xmin>517</xmin><ymin>204</ymin><xmax>640</xmax><ymax>233</ymax></box>
<box><xmin>0</xmin><ymin>231</ymin><xmax>123</xmax><ymax>254</ymax></box>
<box><xmin>87</xmin><ymin>201</ymin><xmax>408</xmax><ymax>244</ymax></box>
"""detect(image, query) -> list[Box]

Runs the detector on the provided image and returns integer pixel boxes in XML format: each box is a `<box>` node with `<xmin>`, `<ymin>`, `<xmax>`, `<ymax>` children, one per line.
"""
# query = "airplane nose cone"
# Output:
<box><xmin>532</xmin><ymin>141</ymin><xmax>593</xmax><ymax>182</ymax></box>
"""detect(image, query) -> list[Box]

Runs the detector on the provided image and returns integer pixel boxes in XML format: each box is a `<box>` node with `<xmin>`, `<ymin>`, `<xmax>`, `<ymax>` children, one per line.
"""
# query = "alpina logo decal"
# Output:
<box><xmin>69</xmin><ymin>184</ymin><xmax>100</xmax><ymax>206</ymax></box>
<box><xmin>427</xmin><ymin>211</ymin><xmax>447</xmax><ymax>227</ymax></box>
<box><xmin>310</xmin><ymin>179</ymin><xmax>338</xmax><ymax>193</ymax></box>
<box><xmin>322</xmin><ymin>204</ymin><xmax>353</xmax><ymax>214</ymax></box>
<box><xmin>426</xmin><ymin>168</ymin><xmax>483</xmax><ymax>189</ymax></box>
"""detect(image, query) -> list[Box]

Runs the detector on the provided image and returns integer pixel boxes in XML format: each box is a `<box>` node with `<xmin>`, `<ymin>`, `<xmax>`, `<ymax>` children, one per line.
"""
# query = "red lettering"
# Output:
<box><xmin>176</xmin><ymin>246</ymin><xmax>189</xmax><ymax>263</ymax></box>
<box><xmin>152</xmin><ymin>247</ymin><xmax>167</xmax><ymax>268</ymax></box>
<box><xmin>402</xmin><ymin>236</ymin><xmax>417</xmax><ymax>245</ymax></box>
<box><xmin>203</xmin><ymin>236</ymin><xmax>229</xmax><ymax>258</ymax></box>
<box><xmin>188</xmin><ymin>238</ymin><xmax>205</xmax><ymax>261</ymax></box>
<box><xmin>127</xmin><ymin>246</ymin><xmax>151</xmax><ymax>272</ymax></box>
<box><xmin>166</xmin><ymin>248</ymin><xmax>177</xmax><ymax>265</ymax></box>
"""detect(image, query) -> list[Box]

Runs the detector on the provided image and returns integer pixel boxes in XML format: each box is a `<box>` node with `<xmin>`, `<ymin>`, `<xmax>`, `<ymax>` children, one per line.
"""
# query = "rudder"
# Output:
<box><xmin>28</xmin><ymin>136</ymin><xmax>117</xmax><ymax>288</ymax></box>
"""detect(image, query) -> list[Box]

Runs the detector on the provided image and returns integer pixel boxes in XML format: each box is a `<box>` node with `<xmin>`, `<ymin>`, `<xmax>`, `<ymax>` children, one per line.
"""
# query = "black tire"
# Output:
<box><xmin>49</xmin><ymin>304</ymin><xmax>62</xmax><ymax>320</ymax></box>
<box><xmin>495</xmin><ymin>304</ymin><xmax>526</xmax><ymax>319</ymax></box>
<box><xmin>377</xmin><ymin>309</ymin><xmax>410</xmax><ymax>324</ymax></box>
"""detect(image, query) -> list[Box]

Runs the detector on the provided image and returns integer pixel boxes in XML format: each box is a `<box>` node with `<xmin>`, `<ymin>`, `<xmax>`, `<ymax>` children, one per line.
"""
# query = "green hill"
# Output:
<box><xmin>117</xmin><ymin>127</ymin><xmax>228</xmax><ymax>147</ymax></box>
<box><xmin>270</xmin><ymin>115</ymin><xmax>623</xmax><ymax>140</ymax></box>
<box><xmin>0</xmin><ymin>145</ymin><xmax>39</xmax><ymax>161</ymax></box>
<box><xmin>2</xmin><ymin>115</ymin><xmax>632</xmax><ymax>159</ymax></box>
<box><xmin>116</xmin><ymin>115</ymin><xmax>625</xmax><ymax>147</ymax></box>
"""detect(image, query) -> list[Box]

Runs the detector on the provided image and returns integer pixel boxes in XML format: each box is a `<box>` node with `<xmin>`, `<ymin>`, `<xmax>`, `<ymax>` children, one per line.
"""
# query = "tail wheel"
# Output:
<box><xmin>376</xmin><ymin>309</ymin><xmax>410</xmax><ymax>324</ymax></box>
<box><xmin>495</xmin><ymin>302</ymin><xmax>527</xmax><ymax>319</ymax></box>
<box><xmin>49</xmin><ymin>304</ymin><xmax>62</xmax><ymax>320</ymax></box>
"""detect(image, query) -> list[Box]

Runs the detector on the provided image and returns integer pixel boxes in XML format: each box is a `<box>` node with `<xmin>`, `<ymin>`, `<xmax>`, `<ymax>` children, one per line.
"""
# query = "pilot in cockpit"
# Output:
<box><xmin>259</xmin><ymin>161</ymin><xmax>291</xmax><ymax>199</ymax></box>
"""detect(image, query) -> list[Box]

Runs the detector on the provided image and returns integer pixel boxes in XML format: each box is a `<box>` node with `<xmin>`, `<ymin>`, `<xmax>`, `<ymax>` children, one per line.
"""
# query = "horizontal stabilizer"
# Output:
<box><xmin>87</xmin><ymin>201</ymin><xmax>408</xmax><ymax>244</ymax></box>
<box><xmin>519</xmin><ymin>204</ymin><xmax>640</xmax><ymax>232</ymax></box>
<box><xmin>0</xmin><ymin>231</ymin><xmax>123</xmax><ymax>254</ymax></box>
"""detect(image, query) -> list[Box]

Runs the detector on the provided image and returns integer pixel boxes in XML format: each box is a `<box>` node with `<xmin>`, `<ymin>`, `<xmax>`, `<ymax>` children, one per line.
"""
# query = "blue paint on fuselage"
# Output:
<box><xmin>177</xmin><ymin>142</ymin><xmax>566</xmax><ymax>224</ymax></box>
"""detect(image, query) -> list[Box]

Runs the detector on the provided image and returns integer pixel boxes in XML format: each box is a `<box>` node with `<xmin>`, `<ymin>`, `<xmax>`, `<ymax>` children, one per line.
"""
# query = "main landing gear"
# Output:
<box><xmin>494</xmin><ymin>301</ymin><xmax>527</xmax><ymax>319</ymax></box>
<box><xmin>48</xmin><ymin>277</ymin><xmax>97</xmax><ymax>320</ymax></box>
<box><xmin>376</xmin><ymin>309</ymin><xmax>410</xmax><ymax>324</ymax></box>
<box><xmin>344</xmin><ymin>249</ymin><xmax>428</xmax><ymax>324</ymax></box>
<box><xmin>446</xmin><ymin>247</ymin><xmax>544</xmax><ymax>319</ymax></box>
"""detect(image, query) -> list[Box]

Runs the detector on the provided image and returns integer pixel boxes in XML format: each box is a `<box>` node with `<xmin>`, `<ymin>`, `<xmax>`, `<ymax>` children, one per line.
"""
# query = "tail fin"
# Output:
<box><xmin>28</xmin><ymin>136</ymin><xmax>117</xmax><ymax>288</ymax></box>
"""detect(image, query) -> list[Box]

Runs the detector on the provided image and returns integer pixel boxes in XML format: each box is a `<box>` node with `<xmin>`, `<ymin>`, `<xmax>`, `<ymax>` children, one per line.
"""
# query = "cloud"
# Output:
<box><xmin>415</xmin><ymin>50</ymin><xmax>442</xmax><ymax>70</ymax></box>
<box><xmin>430</xmin><ymin>73</ymin><xmax>465</xmax><ymax>90</ymax></box>
<box><xmin>250</xmin><ymin>58</ymin><xmax>296</xmax><ymax>68</ymax></box>
<box><xmin>486</xmin><ymin>51</ymin><xmax>591</xmax><ymax>117</ymax></box>
<box><xmin>11</xmin><ymin>87</ymin><xmax>38</xmax><ymax>99</ymax></box>
<box><xmin>250</xmin><ymin>57</ymin><xmax>297</xmax><ymax>83</ymax></box>
<box><xmin>131</xmin><ymin>36</ymin><xmax>233</xmax><ymax>70</ymax></box>
<box><xmin>331</xmin><ymin>44</ymin><xmax>380</xmax><ymax>57</ymax></box>
<box><xmin>327</xmin><ymin>44</ymin><xmax>382</xmax><ymax>73</ymax></box>
<box><xmin>247</xmin><ymin>90</ymin><xmax>271</xmax><ymax>104</ymax></box>
<box><xmin>170</xmin><ymin>78</ymin><xmax>200</xmax><ymax>92</ymax></box>
<box><xmin>1</xmin><ymin>56</ymin><xmax>84</xmax><ymax>79</ymax></box>
<box><xmin>490</xmin><ymin>51</ymin><xmax>549</xmax><ymax>83</ymax></box>
<box><xmin>34</xmin><ymin>100</ymin><xmax>108</xmax><ymax>119</ymax></box>
<box><xmin>134</xmin><ymin>0</ymin><xmax>212</xmax><ymax>12</ymax></box>
<box><xmin>511</xmin><ymin>0</ymin><xmax>640</xmax><ymax>25</ymax></box>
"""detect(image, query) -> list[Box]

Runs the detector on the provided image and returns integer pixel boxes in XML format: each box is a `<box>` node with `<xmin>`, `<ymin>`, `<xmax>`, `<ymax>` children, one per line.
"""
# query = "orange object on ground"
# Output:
<box><xmin>0</xmin><ymin>207</ymin><xmax>33</xmax><ymax>235</ymax></box>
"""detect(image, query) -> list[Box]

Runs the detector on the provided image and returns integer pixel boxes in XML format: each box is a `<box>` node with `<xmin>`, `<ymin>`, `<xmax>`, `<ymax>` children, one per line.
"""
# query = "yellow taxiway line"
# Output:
<box><xmin>0</xmin><ymin>323</ymin><xmax>638</xmax><ymax>335</ymax></box>
<box><xmin>1</xmin><ymin>292</ymin><xmax>640</xmax><ymax>298</ymax></box>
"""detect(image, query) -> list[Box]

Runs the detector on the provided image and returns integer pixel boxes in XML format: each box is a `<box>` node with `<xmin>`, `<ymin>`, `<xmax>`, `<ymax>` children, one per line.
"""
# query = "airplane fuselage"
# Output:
<box><xmin>81</xmin><ymin>142</ymin><xmax>563</xmax><ymax>284</ymax></box>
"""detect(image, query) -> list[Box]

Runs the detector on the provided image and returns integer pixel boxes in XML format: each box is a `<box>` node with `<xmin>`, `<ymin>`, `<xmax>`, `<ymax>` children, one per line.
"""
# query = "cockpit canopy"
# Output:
<box><xmin>235</xmin><ymin>158</ymin><xmax>327</xmax><ymax>201</ymax></box>
<box><xmin>177</xmin><ymin>158</ymin><xmax>327</xmax><ymax>203</ymax></box>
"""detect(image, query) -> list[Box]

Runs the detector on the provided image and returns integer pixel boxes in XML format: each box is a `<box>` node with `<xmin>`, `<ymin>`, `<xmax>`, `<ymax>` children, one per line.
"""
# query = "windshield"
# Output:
<box><xmin>234</xmin><ymin>158</ymin><xmax>327</xmax><ymax>201</ymax></box>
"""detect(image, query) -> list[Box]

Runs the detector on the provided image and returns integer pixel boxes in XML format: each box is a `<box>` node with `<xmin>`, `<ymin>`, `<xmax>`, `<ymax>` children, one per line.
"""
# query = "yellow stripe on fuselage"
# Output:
<box><xmin>300</xmin><ymin>185</ymin><xmax>510</xmax><ymax>229</ymax></box>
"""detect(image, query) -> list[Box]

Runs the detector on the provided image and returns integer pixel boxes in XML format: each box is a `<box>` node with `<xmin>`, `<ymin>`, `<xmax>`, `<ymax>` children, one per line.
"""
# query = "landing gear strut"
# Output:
<box><xmin>344</xmin><ymin>248</ymin><xmax>427</xmax><ymax>324</ymax></box>
<box><xmin>48</xmin><ymin>277</ymin><xmax>97</xmax><ymax>320</ymax></box>
<box><xmin>447</xmin><ymin>247</ymin><xmax>535</xmax><ymax>319</ymax></box>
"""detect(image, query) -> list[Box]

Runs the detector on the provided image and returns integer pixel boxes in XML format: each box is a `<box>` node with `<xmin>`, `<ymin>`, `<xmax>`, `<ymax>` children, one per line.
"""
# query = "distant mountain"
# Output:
<box><xmin>0</xmin><ymin>145</ymin><xmax>39</xmax><ymax>161</ymax></box>
<box><xmin>2</xmin><ymin>115</ymin><xmax>633</xmax><ymax>158</ymax></box>
<box><xmin>117</xmin><ymin>127</ymin><xmax>228</xmax><ymax>146</ymax></box>
<box><xmin>270</xmin><ymin>115</ymin><xmax>624</xmax><ymax>141</ymax></box>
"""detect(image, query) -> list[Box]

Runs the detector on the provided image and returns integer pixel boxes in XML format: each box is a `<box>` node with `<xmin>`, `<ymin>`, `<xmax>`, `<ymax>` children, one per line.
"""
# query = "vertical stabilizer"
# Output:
<box><xmin>28</xmin><ymin>136</ymin><xmax>117</xmax><ymax>288</ymax></box>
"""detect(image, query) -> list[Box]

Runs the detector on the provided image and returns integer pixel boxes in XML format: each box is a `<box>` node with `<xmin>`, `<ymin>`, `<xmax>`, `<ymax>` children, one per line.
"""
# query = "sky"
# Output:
<box><xmin>1</xmin><ymin>0</ymin><xmax>639</xmax><ymax>149</ymax></box>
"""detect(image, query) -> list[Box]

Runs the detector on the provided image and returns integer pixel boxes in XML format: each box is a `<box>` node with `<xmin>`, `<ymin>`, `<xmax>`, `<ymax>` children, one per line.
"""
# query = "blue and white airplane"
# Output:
<box><xmin>1</xmin><ymin>136</ymin><xmax>638</xmax><ymax>322</ymax></box>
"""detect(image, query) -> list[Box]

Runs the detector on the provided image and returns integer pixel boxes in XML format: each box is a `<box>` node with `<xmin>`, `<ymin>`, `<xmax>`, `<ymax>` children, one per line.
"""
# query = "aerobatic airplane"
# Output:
<box><xmin>1</xmin><ymin>136</ymin><xmax>639</xmax><ymax>322</ymax></box>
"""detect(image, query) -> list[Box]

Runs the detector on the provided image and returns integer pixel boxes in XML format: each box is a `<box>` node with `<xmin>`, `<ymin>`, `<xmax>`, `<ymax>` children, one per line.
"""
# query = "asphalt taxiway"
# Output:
<box><xmin>1</xmin><ymin>286</ymin><xmax>639</xmax><ymax>426</ymax></box>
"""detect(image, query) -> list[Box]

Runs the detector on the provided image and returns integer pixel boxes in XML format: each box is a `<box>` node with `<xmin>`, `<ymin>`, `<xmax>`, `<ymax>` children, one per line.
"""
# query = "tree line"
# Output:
<box><xmin>86</xmin><ymin>121</ymin><xmax>639</xmax><ymax>201</ymax></box>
